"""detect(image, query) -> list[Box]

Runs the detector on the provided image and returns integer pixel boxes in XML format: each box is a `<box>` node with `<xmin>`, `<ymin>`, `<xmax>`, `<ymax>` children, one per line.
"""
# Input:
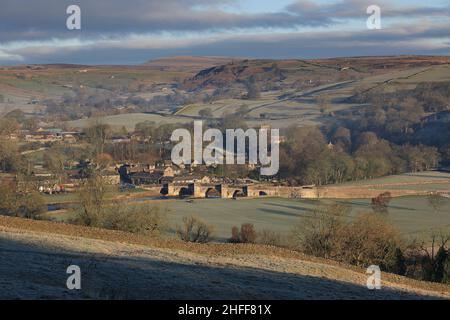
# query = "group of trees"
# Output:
<box><xmin>347</xmin><ymin>83</ymin><xmax>449</xmax><ymax>164</ymax></box>
<box><xmin>294</xmin><ymin>204</ymin><xmax>405</xmax><ymax>271</ymax></box>
<box><xmin>75</xmin><ymin>173</ymin><xmax>166</xmax><ymax>235</ymax></box>
<box><xmin>354</xmin><ymin>82</ymin><xmax>449</xmax><ymax>114</ymax></box>
<box><xmin>0</xmin><ymin>137</ymin><xmax>24</xmax><ymax>173</ymax></box>
<box><xmin>0</xmin><ymin>116</ymin><xmax>29</xmax><ymax>174</ymax></box>
<box><xmin>0</xmin><ymin>184</ymin><xmax>46</xmax><ymax>219</ymax></box>
<box><xmin>294</xmin><ymin>203</ymin><xmax>450</xmax><ymax>283</ymax></box>
<box><xmin>84</xmin><ymin>122</ymin><xmax>111</xmax><ymax>154</ymax></box>
<box><xmin>1</xmin><ymin>109</ymin><xmax>39</xmax><ymax>132</ymax></box>
<box><xmin>277</xmin><ymin>124</ymin><xmax>440</xmax><ymax>186</ymax></box>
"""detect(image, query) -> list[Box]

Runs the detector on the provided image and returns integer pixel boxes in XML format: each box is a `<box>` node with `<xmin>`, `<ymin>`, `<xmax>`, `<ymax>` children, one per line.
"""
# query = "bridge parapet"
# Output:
<box><xmin>161</xmin><ymin>182</ymin><xmax>318</xmax><ymax>199</ymax></box>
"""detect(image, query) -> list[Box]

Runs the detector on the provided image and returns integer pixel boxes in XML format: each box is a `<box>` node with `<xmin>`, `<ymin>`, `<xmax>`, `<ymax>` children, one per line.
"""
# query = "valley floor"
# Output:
<box><xmin>0</xmin><ymin>216</ymin><xmax>449</xmax><ymax>300</ymax></box>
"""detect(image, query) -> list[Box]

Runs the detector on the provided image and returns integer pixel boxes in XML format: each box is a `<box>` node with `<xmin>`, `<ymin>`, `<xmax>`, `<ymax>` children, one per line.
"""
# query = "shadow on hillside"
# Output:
<box><xmin>404</xmin><ymin>173</ymin><xmax>448</xmax><ymax>179</ymax></box>
<box><xmin>259</xmin><ymin>208</ymin><xmax>311</xmax><ymax>218</ymax></box>
<box><xmin>0</xmin><ymin>236</ymin><xmax>442</xmax><ymax>300</ymax></box>
<box><xmin>263</xmin><ymin>202</ymin><xmax>316</xmax><ymax>212</ymax></box>
<box><xmin>334</xmin><ymin>200</ymin><xmax>416</xmax><ymax>211</ymax></box>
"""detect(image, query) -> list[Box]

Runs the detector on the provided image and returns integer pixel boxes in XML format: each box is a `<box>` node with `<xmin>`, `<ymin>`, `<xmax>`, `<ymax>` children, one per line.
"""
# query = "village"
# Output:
<box><xmin>0</xmin><ymin>120</ymin><xmax>302</xmax><ymax>200</ymax></box>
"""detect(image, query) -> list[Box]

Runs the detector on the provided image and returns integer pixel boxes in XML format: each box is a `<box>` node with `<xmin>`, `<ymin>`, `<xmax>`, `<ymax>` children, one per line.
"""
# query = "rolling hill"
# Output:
<box><xmin>0</xmin><ymin>215</ymin><xmax>449</xmax><ymax>299</ymax></box>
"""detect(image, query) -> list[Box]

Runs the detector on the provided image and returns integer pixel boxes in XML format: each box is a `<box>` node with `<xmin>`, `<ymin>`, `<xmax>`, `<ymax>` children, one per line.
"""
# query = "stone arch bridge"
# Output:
<box><xmin>161</xmin><ymin>183</ymin><xmax>281</xmax><ymax>199</ymax></box>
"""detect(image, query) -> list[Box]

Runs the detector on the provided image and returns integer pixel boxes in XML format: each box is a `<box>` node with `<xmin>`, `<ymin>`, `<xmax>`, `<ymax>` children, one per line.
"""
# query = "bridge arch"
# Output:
<box><xmin>259</xmin><ymin>191</ymin><xmax>268</xmax><ymax>196</ymax></box>
<box><xmin>179</xmin><ymin>187</ymin><xmax>191</xmax><ymax>198</ymax></box>
<box><xmin>160</xmin><ymin>185</ymin><xmax>168</xmax><ymax>195</ymax></box>
<box><xmin>232</xmin><ymin>189</ymin><xmax>246</xmax><ymax>199</ymax></box>
<box><xmin>205</xmin><ymin>187</ymin><xmax>221</xmax><ymax>198</ymax></box>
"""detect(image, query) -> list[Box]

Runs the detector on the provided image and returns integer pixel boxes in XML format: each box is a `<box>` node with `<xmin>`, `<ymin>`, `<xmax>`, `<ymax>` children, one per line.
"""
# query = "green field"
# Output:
<box><xmin>335</xmin><ymin>171</ymin><xmax>450</xmax><ymax>191</ymax></box>
<box><xmin>68</xmin><ymin>113</ymin><xmax>192</xmax><ymax>130</ymax></box>
<box><xmin>43</xmin><ymin>195</ymin><xmax>450</xmax><ymax>242</ymax></box>
<box><xmin>159</xmin><ymin>196</ymin><xmax>450</xmax><ymax>241</ymax></box>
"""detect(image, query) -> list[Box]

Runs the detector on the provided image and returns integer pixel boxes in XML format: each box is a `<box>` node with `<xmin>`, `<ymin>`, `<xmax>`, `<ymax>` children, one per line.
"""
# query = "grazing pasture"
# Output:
<box><xmin>42</xmin><ymin>195</ymin><xmax>450</xmax><ymax>242</ymax></box>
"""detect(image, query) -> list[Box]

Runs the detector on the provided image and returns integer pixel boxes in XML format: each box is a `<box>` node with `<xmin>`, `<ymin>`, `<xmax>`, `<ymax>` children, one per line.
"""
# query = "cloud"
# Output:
<box><xmin>0</xmin><ymin>0</ymin><xmax>304</xmax><ymax>43</ymax></box>
<box><xmin>287</xmin><ymin>0</ymin><xmax>450</xmax><ymax>21</ymax></box>
<box><xmin>0</xmin><ymin>50</ymin><xmax>23</xmax><ymax>62</ymax></box>
<box><xmin>0</xmin><ymin>0</ymin><xmax>449</xmax><ymax>63</ymax></box>
<box><xmin>3</xmin><ymin>22</ymin><xmax>449</xmax><ymax>64</ymax></box>
<box><xmin>2</xmin><ymin>0</ymin><xmax>447</xmax><ymax>42</ymax></box>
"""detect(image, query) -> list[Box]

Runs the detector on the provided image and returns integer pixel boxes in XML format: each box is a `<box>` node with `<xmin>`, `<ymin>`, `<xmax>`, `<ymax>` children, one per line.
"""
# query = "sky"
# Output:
<box><xmin>0</xmin><ymin>0</ymin><xmax>449</xmax><ymax>65</ymax></box>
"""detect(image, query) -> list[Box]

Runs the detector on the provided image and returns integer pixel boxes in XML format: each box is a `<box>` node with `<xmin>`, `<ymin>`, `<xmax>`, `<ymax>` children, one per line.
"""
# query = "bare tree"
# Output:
<box><xmin>77</xmin><ymin>174</ymin><xmax>108</xmax><ymax>226</ymax></box>
<box><xmin>177</xmin><ymin>215</ymin><xmax>215</xmax><ymax>243</ymax></box>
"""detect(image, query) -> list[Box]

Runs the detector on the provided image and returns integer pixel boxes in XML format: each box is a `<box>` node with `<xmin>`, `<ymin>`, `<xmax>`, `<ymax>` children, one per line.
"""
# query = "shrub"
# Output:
<box><xmin>0</xmin><ymin>185</ymin><xmax>19</xmax><ymax>215</ymax></box>
<box><xmin>443</xmin><ymin>258</ymin><xmax>450</xmax><ymax>284</ymax></box>
<box><xmin>293</xmin><ymin>204</ymin><xmax>348</xmax><ymax>259</ymax></box>
<box><xmin>177</xmin><ymin>215</ymin><xmax>215</xmax><ymax>243</ymax></box>
<box><xmin>229</xmin><ymin>226</ymin><xmax>240</xmax><ymax>243</ymax></box>
<box><xmin>409</xmin><ymin>235</ymin><xmax>450</xmax><ymax>283</ymax></box>
<box><xmin>0</xmin><ymin>186</ymin><xmax>46</xmax><ymax>219</ymax></box>
<box><xmin>228</xmin><ymin>223</ymin><xmax>257</xmax><ymax>244</ymax></box>
<box><xmin>371</xmin><ymin>192</ymin><xmax>392</xmax><ymax>214</ymax></box>
<box><xmin>77</xmin><ymin>174</ymin><xmax>108</xmax><ymax>226</ymax></box>
<box><xmin>384</xmin><ymin>247</ymin><xmax>407</xmax><ymax>276</ymax></box>
<box><xmin>73</xmin><ymin>193</ymin><xmax>167</xmax><ymax>236</ymax></box>
<box><xmin>294</xmin><ymin>204</ymin><xmax>406</xmax><ymax>272</ymax></box>
<box><xmin>17</xmin><ymin>192</ymin><xmax>47</xmax><ymax>219</ymax></box>
<box><xmin>257</xmin><ymin>229</ymin><xmax>285</xmax><ymax>247</ymax></box>
<box><xmin>336</xmin><ymin>213</ymin><xmax>404</xmax><ymax>269</ymax></box>
<box><xmin>100</xmin><ymin>203</ymin><xmax>167</xmax><ymax>235</ymax></box>
<box><xmin>240</xmin><ymin>224</ymin><xmax>257</xmax><ymax>243</ymax></box>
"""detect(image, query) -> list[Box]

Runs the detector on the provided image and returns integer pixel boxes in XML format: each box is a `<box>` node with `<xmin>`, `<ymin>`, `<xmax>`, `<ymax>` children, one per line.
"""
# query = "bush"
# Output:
<box><xmin>293</xmin><ymin>204</ymin><xmax>348</xmax><ymax>259</ymax></box>
<box><xmin>257</xmin><ymin>229</ymin><xmax>285</xmax><ymax>247</ymax></box>
<box><xmin>229</xmin><ymin>226</ymin><xmax>240</xmax><ymax>243</ymax></box>
<box><xmin>336</xmin><ymin>213</ymin><xmax>404</xmax><ymax>269</ymax></box>
<box><xmin>17</xmin><ymin>192</ymin><xmax>47</xmax><ymax>219</ymax></box>
<box><xmin>177</xmin><ymin>215</ymin><xmax>215</xmax><ymax>243</ymax></box>
<box><xmin>294</xmin><ymin>204</ymin><xmax>405</xmax><ymax>272</ymax></box>
<box><xmin>443</xmin><ymin>256</ymin><xmax>450</xmax><ymax>284</ymax></box>
<box><xmin>100</xmin><ymin>203</ymin><xmax>167</xmax><ymax>235</ymax></box>
<box><xmin>0</xmin><ymin>185</ymin><xmax>46</xmax><ymax>219</ymax></box>
<box><xmin>77</xmin><ymin>174</ymin><xmax>108</xmax><ymax>226</ymax></box>
<box><xmin>0</xmin><ymin>185</ymin><xmax>19</xmax><ymax>215</ymax></box>
<box><xmin>228</xmin><ymin>223</ymin><xmax>257</xmax><ymax>244</ymax></box>
<box><xmin>408</xmin><ymin>235</ymin><xmax>450</xmax><ymax>283</ymax></box>
<box><xmin>73</xmin><ymin>195</ymin><xmax>167</xmax><ymax>236</ymax></box>
<box><xmin>240</xmin><ymin>224</ymin><xmax>257</xmax><ymax>243</ymax></box>
<box><xmin>384</xmin><ymin>247</ymin><xmax>407</xmax><ymax>276</ymax></box>
<box><xmin>371</xmin><ymin>192</ymin><xmax>392</xmax><ymax>214</ymax></box>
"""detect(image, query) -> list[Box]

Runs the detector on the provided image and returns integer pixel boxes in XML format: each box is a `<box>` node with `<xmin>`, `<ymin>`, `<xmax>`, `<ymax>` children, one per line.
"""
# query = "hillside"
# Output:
<box><xmin>183</xmin><ymin>55</ymin><xmax>450</xmax><ymax>92</ymax></box>
<box><xmin>0</xmin><ymin>216</ymin><xmax>448</xmax><ymax>299</ymax></box>
<box><xmin>144</xmin><ymin>56</ymin><xmax>238</xmax><ymax>71</ymax></box>
<box><xmin>2</xmin><ymin>55</ymin><xmax>450</xmax><ymax>129</ymax></box>
<box><xmin>0</xmin><ymin>63</ymin><xmax>193</xmax><ymax>109</ymax></box>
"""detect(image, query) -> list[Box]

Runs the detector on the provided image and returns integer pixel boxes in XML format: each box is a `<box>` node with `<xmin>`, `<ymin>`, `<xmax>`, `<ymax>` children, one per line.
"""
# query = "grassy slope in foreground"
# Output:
<box><xmin>0</xmin><ymin>216</ymin><xmax>449</xmax><ymax>299</ymax></box>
